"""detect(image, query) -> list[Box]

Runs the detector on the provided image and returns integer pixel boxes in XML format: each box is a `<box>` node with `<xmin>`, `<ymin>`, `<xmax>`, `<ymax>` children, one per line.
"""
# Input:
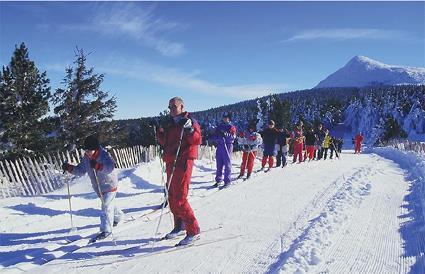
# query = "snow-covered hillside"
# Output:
<box><xmin>315</xmin><ymin>56</ymin><xmax>425</xmax><ymax>88</ymax></box>
<box><xmin>1</xmin><ymin>149</ymin><xmax>425</xmax><ymax>273</ymax></box>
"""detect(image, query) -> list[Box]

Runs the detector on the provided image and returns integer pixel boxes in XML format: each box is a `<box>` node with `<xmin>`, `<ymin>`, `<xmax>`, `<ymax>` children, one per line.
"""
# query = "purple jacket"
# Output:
<box><xmin>210</xmin><ymin>122</ymin><xmax>237</xmax><ymax>157</ymax></box>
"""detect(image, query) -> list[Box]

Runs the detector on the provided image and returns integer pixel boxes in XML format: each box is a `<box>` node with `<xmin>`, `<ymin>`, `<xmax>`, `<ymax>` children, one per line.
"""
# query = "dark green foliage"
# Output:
<box><xmin>377</xmin><ymin>115</ymin><xmax>408</xmax><ymax>145</ymax></box>
<box><xmin>52</xmin><ymin>48</ymin><xmax>117</xmax><ymax>149</ymax></box>
<box><xmin>0</xmin><ymin>43</ymin><xmax>51</xmax><ymax>160</ymax></box>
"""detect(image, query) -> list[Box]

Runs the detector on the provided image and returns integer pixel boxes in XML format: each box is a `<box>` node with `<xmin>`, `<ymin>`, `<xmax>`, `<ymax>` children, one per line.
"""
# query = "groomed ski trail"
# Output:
<box><xmin>1</xmin><ymin>150</ymin><xmax>424</xmax><ymax>273</ymax></box>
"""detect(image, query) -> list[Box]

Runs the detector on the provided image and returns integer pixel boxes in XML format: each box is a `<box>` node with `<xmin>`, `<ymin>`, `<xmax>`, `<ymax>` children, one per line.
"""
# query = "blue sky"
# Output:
<box><xmin>1</xmin><ymin>1</ymin><xmax>424</xmax><ymax>119</ymax></box>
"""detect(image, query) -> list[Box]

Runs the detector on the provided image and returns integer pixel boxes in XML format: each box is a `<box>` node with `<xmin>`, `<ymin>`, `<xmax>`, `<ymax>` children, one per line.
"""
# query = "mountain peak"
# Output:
<box><xmin>315</xmin><ymin>56</ymin><xmax>425</xmax><ymax>88</ymax></box>
<box><xmin>346</xmin><ymin>55</ymin><xmax>390</xmax><ymax>70</ymax></box>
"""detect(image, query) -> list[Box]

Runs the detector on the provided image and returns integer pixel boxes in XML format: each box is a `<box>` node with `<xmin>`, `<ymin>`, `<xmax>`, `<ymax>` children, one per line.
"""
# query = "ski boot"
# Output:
<box><xmin>175</xmin><ymin>234</ymin><xmax>200</xmax><ymax>246</ymax></box>
<box><xmin>164</xmin><ymin>227</ymin><xmax>185</xmax><ymax>240</ymax></box>
<box><xmin>92</xmin><ymin>231</ymin><xmax>111</xmax><ymax>242</ymax></box>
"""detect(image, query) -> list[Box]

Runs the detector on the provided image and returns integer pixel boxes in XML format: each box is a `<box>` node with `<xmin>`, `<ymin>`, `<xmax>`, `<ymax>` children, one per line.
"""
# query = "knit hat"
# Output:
<box><xmin>83</xmin><ymin>135</ymin><xmax>99</xmax><ymax>150</ymax></box>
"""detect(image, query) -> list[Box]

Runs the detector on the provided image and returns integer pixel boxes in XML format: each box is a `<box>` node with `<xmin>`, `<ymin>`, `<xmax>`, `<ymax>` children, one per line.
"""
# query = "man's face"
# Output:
<box><xmin>222</xmin><ymin>117</ymin><xmax>230</xmax><ymax>123</ymax></box>
<box><xmin>168</xmin><ymin>99</ymin><xmax>184</xmax><ymax>118</ymax></box>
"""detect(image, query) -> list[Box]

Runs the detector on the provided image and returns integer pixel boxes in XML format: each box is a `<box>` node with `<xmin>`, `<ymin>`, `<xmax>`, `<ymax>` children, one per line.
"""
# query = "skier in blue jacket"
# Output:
<box><xmin>62</xmin><ymin>135</ymin><xmax>123</xmax><ymax>241</ymax></box>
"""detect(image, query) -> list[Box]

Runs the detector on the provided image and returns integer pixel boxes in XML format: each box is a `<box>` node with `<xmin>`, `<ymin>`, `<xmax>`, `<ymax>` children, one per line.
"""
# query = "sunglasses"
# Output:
<box><xmin>168</xmin><ymin>105</ymin><xmax>178</xmax><ymax>110</ymax></box>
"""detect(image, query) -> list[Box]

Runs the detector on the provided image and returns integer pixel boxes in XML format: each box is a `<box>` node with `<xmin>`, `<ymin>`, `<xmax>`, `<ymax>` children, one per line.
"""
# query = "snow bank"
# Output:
<box><xmin>370</xmin><ymin>147</ymin><xmax>425</xmax><ymax>227</ymax></box>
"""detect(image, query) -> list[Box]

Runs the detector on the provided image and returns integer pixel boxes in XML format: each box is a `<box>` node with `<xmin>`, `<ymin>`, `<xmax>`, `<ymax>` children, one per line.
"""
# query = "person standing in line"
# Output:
<box><xmin>304</xmin><ymin>128</ymin><xmax>317</xmax><ymax>162</ymax></box>
<box><xmin>237</xmin><ymin>124</ymin><xmax>262</xmax><ymax>179</ymax></box>
<box><xmin>322</xmin><ymin>129</ymin><xmax>332</xmax><ymax>160</ymax></box>
<box><xmin>315</xmin><ymin>124</ymin><xmax>326</xmax><ymax>160</ymax></box>
<box><xmin>260</xmin><ymin>120</ymin><xmax>279</xmax><ymax>171</ymax></box>
<box><xmin>210</xmin><ymin>112</ymin><xmax>237</xmax><ymax>188</ymax></box>
<box><xmin>157</xmin><ymin>96</ymin><xmax>202</xmax><ymax>246</ymax></box>
<box><xmin>292</xmin><ymin>122</ymin><xmax>304</xmax><ymax>163</ymax></box>
<box><xmin>276</xmin><ymin>127</ymin><xmax>291</xmax><ymax>167</ymax></box>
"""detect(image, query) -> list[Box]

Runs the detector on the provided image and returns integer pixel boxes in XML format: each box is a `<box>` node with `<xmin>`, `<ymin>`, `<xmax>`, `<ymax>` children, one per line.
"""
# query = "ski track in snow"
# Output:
<box><xmin>248</xmin><ymin>162</ymin><xmax>375</xmax><ymax>273</ymax></box>
<box><xmin>1</xmin><ymin>150</ymin><xmax>425</xmax><ymax>273</ymax></box>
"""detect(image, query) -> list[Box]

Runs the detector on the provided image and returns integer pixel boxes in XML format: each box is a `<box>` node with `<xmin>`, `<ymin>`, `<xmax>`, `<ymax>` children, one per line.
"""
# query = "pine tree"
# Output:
<box><xmin>0</xmin><ymin>43</ymin><xmax>51</xmax><ymax>159</ymax></box>
<box><xmin>52</xmin><ymin>48</ymin><xmax>117</xmax><ymax>149</ymax></box>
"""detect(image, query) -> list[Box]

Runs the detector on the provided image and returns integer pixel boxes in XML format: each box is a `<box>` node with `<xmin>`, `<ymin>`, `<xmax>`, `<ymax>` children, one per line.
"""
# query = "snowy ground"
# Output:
<box><xmin>1</xmin><ymin>148</ymin><xmax>425</xmax><ymax>274</ymax></box>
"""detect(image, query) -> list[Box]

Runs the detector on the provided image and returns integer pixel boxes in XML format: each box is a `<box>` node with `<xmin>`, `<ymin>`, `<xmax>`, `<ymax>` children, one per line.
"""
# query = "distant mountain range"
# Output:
<box><xmin>315</xmin><ymin>55</ymin><xmax>425</xmax><ymax>88</ymax></box>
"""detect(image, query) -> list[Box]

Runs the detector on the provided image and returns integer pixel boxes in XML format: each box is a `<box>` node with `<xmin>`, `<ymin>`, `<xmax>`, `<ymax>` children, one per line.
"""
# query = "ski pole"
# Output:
<box><xmin>153</xmin><ymin>125</ymin><xmax>172</xmax><ymax>224</ymax></box>
<box><xmin>93</xmin><ymin>168</ymin><xmax>116</xmax><ymax>245</ymax></box>
<box><xmin>241</xmin><ymin>136</ymin><xmax>251</xmax><ymax>176</ymax></box>
<box><xmin>206</xmin><ymin>140</ymin><xmax>215</xmax><ymax>182</ymax></box>
<box><xmin>153</xmin><ymin>126</ymin><xmax>167</xmax><ymax>202</ymax></box>
<box><xmin>152</xmin><ymin>127</ymin><xmax>185</xmax><ymax>249</ymax></box>
<box><xmin>332</xmin><ymin>142</ymin><xmax>340</xmax><ymax>160</ymax></box>
<box><xmin>222</xmin><ymin>137</ymin><xmax>232</xmax><ymax>161</ymax></box>
<box><xmin>64</xmin><ymin>172</ymin><xmax>77</xmax><ymax>233</ymax></box>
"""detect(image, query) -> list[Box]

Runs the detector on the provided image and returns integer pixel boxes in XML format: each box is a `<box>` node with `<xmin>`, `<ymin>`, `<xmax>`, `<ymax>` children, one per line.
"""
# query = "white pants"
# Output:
<box><xmin>100</xmin><ymin>191</ymin><xmax>124</xmax><ymax>233</ymax></box>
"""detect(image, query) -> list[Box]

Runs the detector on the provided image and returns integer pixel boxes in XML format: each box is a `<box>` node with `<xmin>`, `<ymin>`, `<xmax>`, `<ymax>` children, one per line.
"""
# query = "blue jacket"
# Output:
<box><xmin>70</xmin><ymin>146</ymin><xmax>118</xmax><ymax>196</ymax></box>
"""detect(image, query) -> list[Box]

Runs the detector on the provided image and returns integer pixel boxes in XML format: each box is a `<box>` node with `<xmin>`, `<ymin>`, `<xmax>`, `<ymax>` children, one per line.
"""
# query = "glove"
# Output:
<box><xmin>181</xmin><ymin>118</ymin><xmax>194</xmax><ymax>133</ymax></box>
<box><xmin>90</xmin><ymin>159</ymin><xmax>103</xmax><ymax>171</ymax></box>
<box><xmin>62</xmin><ymin>162</ymin><xmax>73</xmax><ymax>172</ymax></box>
<box><xmin>239</xmin><ymin>132</ymin><xmax>245</xmax><ymax>138</ymax></box>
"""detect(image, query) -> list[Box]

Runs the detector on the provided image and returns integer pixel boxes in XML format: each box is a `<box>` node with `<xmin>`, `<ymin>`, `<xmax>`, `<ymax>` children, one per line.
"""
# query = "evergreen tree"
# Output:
<box><xmin>52</xmin><ymin>48</ymin><xmax>117</xmax><ymax>149</ymax></box>
<box><xmin>0</xmin><ymin>43</ymin><xmax>51</xmax><ymax>159</ymax></box>
<box><xmin>373</xmin><ymin>115</ymin><xmax>408</xmax><ymax>145</ymax></box>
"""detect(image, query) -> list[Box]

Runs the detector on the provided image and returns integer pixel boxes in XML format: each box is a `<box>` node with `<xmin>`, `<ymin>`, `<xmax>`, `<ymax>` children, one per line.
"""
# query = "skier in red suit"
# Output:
<box><xmin>157</xmin><ymin>96</ymin><xmax>202</xmax><ymax>246</ymax></box>
<box><xmin>354</xmin><ymin>132</ymin><xmax>364</xmax><ymax>154</ymax></box>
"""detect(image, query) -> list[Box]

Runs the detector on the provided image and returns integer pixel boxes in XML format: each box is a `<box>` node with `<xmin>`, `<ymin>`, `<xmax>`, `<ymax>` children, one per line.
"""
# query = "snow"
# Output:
<box><xmin>315</xmin><ymin>55</ymin><xmax>425</xmax><ymax>88</ymax></box>
<box><xmin>1</xmin><ymin>148</ymin><xmax>425</xmax><ymax>273</ymax></box>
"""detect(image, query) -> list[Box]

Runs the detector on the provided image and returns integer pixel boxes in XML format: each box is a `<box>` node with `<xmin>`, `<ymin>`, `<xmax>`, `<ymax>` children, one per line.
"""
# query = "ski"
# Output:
<box><xmin>126</xmin><ymin>234</ymin><xmax>242</xmax><ymax>259</ymax></box>
<box><xmin>113</xmin><ymin>225</ymin><xmax>225</xmax><ymax>255</ymax></box>
<box><xmin>161</xmin><ymin>225</ymin><xmax>224</xmax><ymax>242</ymax></box>
<box><xmin>255</xmin><ymin>168</ymin><xmax>264</xmax><ymax>173</ymax></box>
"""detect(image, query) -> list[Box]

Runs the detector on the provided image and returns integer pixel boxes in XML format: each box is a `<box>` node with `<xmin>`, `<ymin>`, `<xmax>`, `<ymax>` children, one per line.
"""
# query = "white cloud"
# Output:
<box><xmin>98</xmin><ymin>57</ymin><xmax>287</xmax><ymax>100</ymax></box>
<box><xmin>282</xmin><ymin>28</ymin><xmax>409</xmax><ymax>43</ymax></box>
<box><xmin>92</xmin><ymin>3</ymin><xmax>185</xmax><ymax>57</ymax></box>
<box><xmin>51</xmin><ymin>3</ymin><xmax>186</xmax><ymax>57</ymax></box>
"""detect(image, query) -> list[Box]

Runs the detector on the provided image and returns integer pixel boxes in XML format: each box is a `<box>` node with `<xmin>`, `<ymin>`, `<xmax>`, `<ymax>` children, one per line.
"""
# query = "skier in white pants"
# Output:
<box><xmin>62</xmin><ymin>135</ymin><xmax>123</xmax><ymax>241</ymax></box>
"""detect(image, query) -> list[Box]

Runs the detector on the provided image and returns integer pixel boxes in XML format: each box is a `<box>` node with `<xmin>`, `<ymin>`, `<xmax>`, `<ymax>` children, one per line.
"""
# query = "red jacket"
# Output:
<box><xmin>157</xmin><ymin>112</ymin><xmax>202</xmax><ymax>164</ymax></box>
<box><xmin>355</xmin><ymin>134</ymin><xmax>364</xmax><ymax>145</ymax></box>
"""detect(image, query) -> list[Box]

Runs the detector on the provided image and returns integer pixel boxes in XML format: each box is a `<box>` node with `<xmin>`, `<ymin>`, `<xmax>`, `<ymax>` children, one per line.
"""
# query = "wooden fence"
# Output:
<box><xmin>384</xmin><ymin>140</ymin><xmax>425</xmax><ymax>155</ymax></box>
<box><xmin>0</xmin><ymin>144</ymin><xmax>239</xmax><ymax>199</ymax></box>
<box><xmin>0</xmin><ymin>145</ymin><xmax>157</xmax><ymax>199</ymax></box>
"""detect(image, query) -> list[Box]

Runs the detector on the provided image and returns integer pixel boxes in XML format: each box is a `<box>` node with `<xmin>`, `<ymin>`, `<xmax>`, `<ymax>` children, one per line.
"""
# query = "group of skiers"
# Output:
<box><xmin>207</xmin><ymin>114</ymin><xmax>359</xmax><ymax>189</ymax></box>
<box><xmin>61</xmin><ymin>96</ymin><xmax>364</xmax><ymax>247</ymax></box>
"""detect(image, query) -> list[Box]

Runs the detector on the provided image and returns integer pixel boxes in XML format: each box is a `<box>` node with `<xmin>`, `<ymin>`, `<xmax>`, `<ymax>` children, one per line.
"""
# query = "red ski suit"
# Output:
<box><xmin>157</xmin><ymin>112</ymin><xmax>202</xmax><ymax>236</ymax></box>
<box><xmin>354</xmin><ymin>134</ymin><xmax>364</xmax><ymax>154</ymax></box>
